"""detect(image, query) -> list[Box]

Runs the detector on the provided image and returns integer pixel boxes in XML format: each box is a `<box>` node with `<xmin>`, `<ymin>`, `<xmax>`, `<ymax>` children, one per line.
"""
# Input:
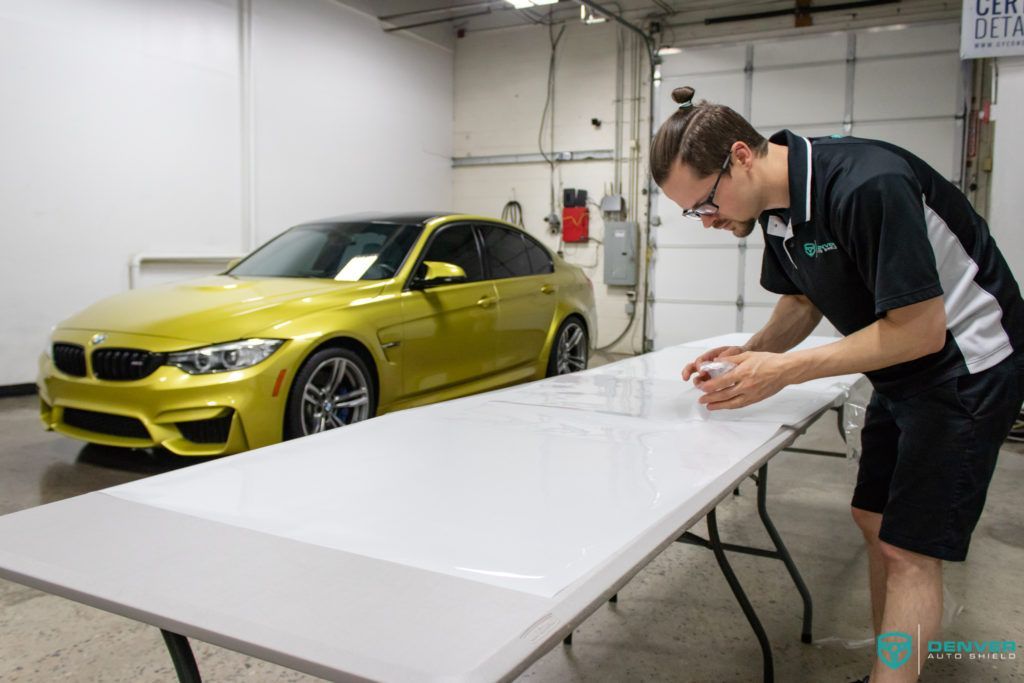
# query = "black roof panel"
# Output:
<box><xmin>299</xmin><ymin>212</ymin><xmax>456</xmax><ymax>226</ymax></box>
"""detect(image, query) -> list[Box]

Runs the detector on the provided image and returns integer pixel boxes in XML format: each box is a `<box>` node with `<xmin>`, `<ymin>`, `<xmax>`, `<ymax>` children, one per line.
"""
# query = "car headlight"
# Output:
<box><xmin>166</xmin><ymin>339</ymin><xmax>285</xmax><ymax>375</ymax></box>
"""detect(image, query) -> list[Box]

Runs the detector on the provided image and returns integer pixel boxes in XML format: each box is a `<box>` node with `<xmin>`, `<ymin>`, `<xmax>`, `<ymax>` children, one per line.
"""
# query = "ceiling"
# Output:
<box><xmin>344</xmin><ymin>1</ymin><xmax>960</xmax><ymax>50</ymax></box>
<box><xmin>371</xmin><ymin>1</ymin><xmax>719</xmax><ymax>35</ymax></box>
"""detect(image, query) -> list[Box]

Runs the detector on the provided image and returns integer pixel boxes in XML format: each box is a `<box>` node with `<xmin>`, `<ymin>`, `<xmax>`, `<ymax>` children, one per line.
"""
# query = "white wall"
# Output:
<box><xmin>453</xmin><ymin>21</ymin><xmax>647</xmax><ymax>352</ymax></box>
<box><xmin>990</xmin><ymin>56</ymin><xmax>1024</xmax><ymax>281</ymax></box>
<box><xmin>251</xmin><ymin>0</ymin><xmax>453</xmax><ymax>240</ymax></box>
<box><xmin>0</xmin><ymin>0</ymin><xmax>452</xmax><ymax>385</ymax></box>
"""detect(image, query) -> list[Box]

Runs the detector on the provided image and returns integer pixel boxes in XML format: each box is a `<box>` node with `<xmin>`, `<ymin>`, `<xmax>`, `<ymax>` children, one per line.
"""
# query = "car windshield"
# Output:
<box><xmin>229</xmin><ymin>222</ymin><xmax>423</xmax><ymax>280</ymax></box>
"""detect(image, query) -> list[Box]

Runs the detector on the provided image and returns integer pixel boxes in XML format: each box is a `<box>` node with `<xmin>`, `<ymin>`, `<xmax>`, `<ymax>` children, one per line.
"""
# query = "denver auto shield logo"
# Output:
<box><xmin>878</xmin><ymin>631</ymin><xmax>913</xmax><ymax>670</ymax></box>
<box><xmin>803</xmin><ymin>241</ymin><xmax>838</xmax><ymax>258</ymax></box>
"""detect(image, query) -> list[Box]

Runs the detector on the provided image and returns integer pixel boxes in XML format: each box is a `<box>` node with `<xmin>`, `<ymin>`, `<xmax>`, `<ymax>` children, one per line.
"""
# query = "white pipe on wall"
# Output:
<box><xmin>239</xmin><ymin>0</ymin><xmax>257</xmax><ymax>252</ymax></box>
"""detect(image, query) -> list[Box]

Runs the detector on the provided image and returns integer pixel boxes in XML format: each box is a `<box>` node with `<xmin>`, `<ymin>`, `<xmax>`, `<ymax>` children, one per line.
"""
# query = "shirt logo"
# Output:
<box><xmin>803</xmin><ymin>241</ymin><xmax>837</xmax><ymax>258</ymax></box>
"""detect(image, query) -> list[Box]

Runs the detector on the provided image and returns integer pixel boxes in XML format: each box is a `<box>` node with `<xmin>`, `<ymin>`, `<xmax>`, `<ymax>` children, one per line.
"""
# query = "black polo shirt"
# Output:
<box><xmin>759</xmin><ymin>129</ymin><xmax>1024</xmax><ymax>399</ymax></box>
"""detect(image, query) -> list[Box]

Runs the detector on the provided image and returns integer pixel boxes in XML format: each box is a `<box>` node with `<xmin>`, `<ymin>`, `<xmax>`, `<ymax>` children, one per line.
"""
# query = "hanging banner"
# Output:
<box><xmin>961</xmin><ymin>0</ymin><xmax>1024</xmax><ymax>58</ymax></box>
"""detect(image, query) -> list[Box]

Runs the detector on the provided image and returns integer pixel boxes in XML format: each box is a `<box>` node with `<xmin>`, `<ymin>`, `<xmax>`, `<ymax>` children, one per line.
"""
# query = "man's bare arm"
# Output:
<box><xmin>697</xmin><ymin>296</ymin><xmax>947</xmax><ymax>410</ymax></box>
<box><xmin>784</xmin><ymin>296</ymin><xmax>947</xmax><ymax>382</ymax></box>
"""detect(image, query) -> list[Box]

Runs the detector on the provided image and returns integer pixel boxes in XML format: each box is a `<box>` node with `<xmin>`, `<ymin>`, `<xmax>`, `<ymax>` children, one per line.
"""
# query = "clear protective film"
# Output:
<box><xmin>493</xmin><ymin>370</ymin><xmax>846</xmax><ymax>427</ymax></box>
<box><xmin>103</xmin><ymin>336</ymin><xmax>854</xmax><ymax>599</ymax></box>
<box><xmin>602</xmin><ymin>338</ymin><xmax>862</xmax><ymax>395</ymax></box>
<box><xmin>104</xmin><ymin>404</ymin><xmax>782</xmax><ymax>598</ymax></box>
<box><xmin>841</xmin><ymin>379</ymin><xmax>874</xmax><ymax>460</ymax></box>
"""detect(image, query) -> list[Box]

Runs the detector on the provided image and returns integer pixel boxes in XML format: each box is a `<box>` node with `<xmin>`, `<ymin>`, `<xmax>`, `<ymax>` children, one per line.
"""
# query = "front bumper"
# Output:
<box><xmin>38</xmin><ymin>330</ymin><xmax>296</xmax><ymax>456</ymax></box>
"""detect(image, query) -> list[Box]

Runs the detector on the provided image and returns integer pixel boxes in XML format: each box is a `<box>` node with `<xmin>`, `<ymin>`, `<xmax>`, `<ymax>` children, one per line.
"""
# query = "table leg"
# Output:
<box><xmin>786</xmin><ymin>406</ymin><xmax>848</xmax><ymax>457</ymax></box>
<box><xmin>563</xmin><ymin>592</ymin><xmax>619</xmax><ymax>646</ymax></box>
<box><xmin>755</xmin><ymin>464</ymin><xmax>813</xmax><ymax>643</ymax></box>
<box><xmin>706</xmin><ymin>508</ymin><xmax>774</xmax><ymax>683</ymax></box>
<box><xmin>160</xmin><ymin>629</ymin><xmax>202</xmax><ymax>683</ymax></box>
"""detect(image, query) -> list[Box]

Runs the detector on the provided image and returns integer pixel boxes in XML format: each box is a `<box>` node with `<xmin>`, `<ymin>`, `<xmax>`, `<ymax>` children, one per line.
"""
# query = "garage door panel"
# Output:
<box><xmin>661</xmin><ymin>44</ymin><xmax>748</xmax><ymax>76</ymax></box>
<box><xmin>814</xmin><ymin>318</ymin><xmax>840</xmax><ymax>337</ymax></box>
<box><xmin>856</xmin><ymin>23</ymin><xmax>959</xmax><ymax>58</ymax></box>
<box><xmin>757</xmin><ymin>123</ymin><xmax>846</xmax><ymax>140</ymax></box>
<box><xmin>751</xmin><ymin>64</ymin><xmax>846</xmax><ymax>126</ymax></box>
<box><xmin>653</xmin><ymin>303</ymin><xmax>737</xmax><ymax>350</ymax></box>
<box><xmin>754</xmin><ymin>34</ymin><xmax>846</xmax><ymax>66</ymax></box>
<box><xmin>854</xmin><ymin>53</ymin><xmax>960</xmax><ymax>120</ymax></box>
<box><xmin>743</xmin><ymin>246</ymin><xmax>781</xmax><ymax>305</ymax></box>
<box><xmin>653</xmin><ymin>248</ymin><xmax>739</xmax><ymax>301</ymax></box>
<box><xmin>742</xmin><ymin>306</ymin><xmax>840</xmax><ymax>338</ymax></box>
<box><xmin>854</xmin><ymin>118</ymin><xmax>957</xmax><ymax>179</ymax></box>
<box><xmin>654</xmin><ymin>215</ymin><xmax>737</xmax><ymax>247</ymax></box>
<box><xmin>742</xmin><ymin>305</ymin><xmax>774</xmax><ymax>334</ymax></box>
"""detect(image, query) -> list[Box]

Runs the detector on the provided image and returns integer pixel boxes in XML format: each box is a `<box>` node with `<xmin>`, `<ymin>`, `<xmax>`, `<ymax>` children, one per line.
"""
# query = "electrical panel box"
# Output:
<box><xmin>604</xmin><ymin>220</ymin><xmax>637</xmax><ymax>286</ymax></box>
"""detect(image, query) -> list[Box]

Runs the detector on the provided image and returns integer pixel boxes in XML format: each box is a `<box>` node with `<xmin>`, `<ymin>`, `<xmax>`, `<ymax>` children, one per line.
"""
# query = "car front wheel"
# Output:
<box><xmin>284</xmin><ymin>347</ymin><xmax>375</xmax><ymax>439</ymax></box>
<box><xmin>546</xmin><ymin>317</ymin><xmax>588</xmax><ymax>377</ymax></box>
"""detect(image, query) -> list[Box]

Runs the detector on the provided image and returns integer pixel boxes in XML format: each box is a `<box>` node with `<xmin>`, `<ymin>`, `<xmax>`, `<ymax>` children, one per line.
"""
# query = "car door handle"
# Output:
<box><xmin>540</xmin><ymin>284</ymin><xmax>555</xmax><ymax>295</ymax></box>
<box><xmin>477</xmin><ymin>295</ymin><xmax>497</xmax><ymax>308</ymax></box>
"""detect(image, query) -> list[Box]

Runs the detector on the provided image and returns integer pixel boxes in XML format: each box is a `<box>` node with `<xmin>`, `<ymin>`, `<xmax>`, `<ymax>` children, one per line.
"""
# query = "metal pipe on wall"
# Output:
<box><xmin>578</xmin><ymin>0</ymin><xmax>658</xmax><ymax>353</ymax></box>
<box><xmin>614</xmin><ymin>27</ymin><xmax>624</xmax><ymax>196</ymax></box>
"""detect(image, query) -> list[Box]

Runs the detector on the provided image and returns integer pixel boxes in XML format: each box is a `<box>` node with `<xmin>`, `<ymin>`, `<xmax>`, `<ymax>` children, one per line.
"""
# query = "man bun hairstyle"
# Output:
<box><xmin>675</xmin><ymin>85</ymin><xmax>696</xmax><ymax>109</ymax></box>
<box><xmin>650</xmin><ymin>86</ymin><xmax>768</xmax><ymax>186</ymax></box>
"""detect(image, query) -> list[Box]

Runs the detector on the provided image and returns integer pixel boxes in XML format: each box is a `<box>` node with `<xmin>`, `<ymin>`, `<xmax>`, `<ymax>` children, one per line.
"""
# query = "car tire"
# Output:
<box><xmin>546</xmin><ymin>316</ymin><xmax>589</xmax><ymax>377</ymax></box>
<box><xmin>284</xmin><ymin>347</ymin><xmax>376</xmax><ymax>440</ymax></box>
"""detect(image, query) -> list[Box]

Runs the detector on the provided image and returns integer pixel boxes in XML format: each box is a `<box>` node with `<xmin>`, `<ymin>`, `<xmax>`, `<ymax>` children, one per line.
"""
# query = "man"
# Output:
<box><xmin>651</xmin><ymin>86</ymin><xmax>1024</xmax><ymax>683</ymax></box>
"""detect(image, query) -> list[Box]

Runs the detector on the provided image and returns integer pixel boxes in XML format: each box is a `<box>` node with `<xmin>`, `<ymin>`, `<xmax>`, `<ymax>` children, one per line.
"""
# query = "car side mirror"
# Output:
<box><xmin>412</xmin><ymin>261</ymin><xmax>468</xmax><ymax>289</ymax></box>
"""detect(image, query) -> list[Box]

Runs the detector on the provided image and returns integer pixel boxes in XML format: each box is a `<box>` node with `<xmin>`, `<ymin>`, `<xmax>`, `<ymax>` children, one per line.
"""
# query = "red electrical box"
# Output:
<box><xmin>562</xmin><ymin>206</ymin><xmax>589</xmax><ymax>243</ymax></box>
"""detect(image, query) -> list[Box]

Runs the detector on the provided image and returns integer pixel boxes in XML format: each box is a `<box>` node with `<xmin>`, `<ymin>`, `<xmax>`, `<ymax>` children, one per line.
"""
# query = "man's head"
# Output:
<box><xmin>650</xmin><ymin>87</ymin><xmax>768</xmax><ymax>238</ymax></box>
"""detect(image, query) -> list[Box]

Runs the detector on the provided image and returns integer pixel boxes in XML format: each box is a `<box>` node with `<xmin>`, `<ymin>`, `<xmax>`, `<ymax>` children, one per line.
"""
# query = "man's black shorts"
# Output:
<box><xmin>851</xmin><ymin>353</ymin><xmax>1023</xmax><ymax>561</ymax></box>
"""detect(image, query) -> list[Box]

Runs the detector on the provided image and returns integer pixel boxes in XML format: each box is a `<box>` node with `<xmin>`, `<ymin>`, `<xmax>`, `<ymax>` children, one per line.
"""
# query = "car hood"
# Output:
<box><xmin>59</xmin><ymin>276</ymin><xmax>386</xmax><ymax>344</ymax></box>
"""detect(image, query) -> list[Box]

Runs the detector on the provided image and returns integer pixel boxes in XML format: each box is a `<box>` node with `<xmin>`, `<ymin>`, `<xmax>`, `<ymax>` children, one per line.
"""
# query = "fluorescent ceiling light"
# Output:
<box><xmin>579</xmin><ymin>3</ymin><xmax>605</xmax><ymax>23</ymax></box>
<box><xmin>657</xmin><ymin>46</ymin><xmax>682</xmax><ymax>55</ymax></box>
<box><xmin>506</xmin><ymin>0</ymin><xmax>558</xmax><ymax>8</ymax></box>
<box><xmin>866</xmin><ymin>23</ymin><xmax>907</xmax><ymax>32</ymax></box>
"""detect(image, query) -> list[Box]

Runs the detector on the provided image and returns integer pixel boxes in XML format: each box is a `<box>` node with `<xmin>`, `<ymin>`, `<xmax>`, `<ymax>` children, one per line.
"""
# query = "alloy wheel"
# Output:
<box><xmin>300</xmin><ymin>356</ymin><xmax>371</xmax><ymax>435</ymax></box>
<box><xmin>554</xmin><ymin>321</ymin><xmax>587</xmax><ymax>375</ymax></box>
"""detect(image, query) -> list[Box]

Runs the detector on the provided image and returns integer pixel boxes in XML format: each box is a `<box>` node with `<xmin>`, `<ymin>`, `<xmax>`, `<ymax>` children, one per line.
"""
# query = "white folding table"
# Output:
<box><xmin>0</xmin><ymin>334</ymin><xmax>861</xmax><ymax>683</ymax></box>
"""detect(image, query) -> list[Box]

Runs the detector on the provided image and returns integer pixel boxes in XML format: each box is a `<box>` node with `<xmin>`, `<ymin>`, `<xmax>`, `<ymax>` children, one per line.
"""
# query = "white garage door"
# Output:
<box><xmin>649</xmin><ymin>22</ymin><xmax>965</xmax><ymax>349</ymax></box>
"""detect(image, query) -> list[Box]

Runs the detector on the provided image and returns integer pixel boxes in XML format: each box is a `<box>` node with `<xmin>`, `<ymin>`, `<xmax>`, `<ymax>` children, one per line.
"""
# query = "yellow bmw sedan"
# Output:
<box><xmin>38</xmin><ymin>213</ymin><xmax>597</xmax><ymax>456</ymax></box>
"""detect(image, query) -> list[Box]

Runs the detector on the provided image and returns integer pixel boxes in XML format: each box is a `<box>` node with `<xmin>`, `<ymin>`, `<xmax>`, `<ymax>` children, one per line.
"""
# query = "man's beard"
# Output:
<box><xmin>733</xmin><ymin>219</ymin><xmax>756</xmax><ymax>238</ymax></box>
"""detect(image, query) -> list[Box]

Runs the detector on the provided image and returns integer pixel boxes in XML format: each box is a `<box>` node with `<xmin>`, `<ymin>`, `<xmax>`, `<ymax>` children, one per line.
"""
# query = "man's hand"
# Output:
<box><xmin>696</xmin><ymin>351</ymin><xmax>792</xmax><ymax>410</ymax></box>
<box><xmin>681</xmin><ymin>345</ymin><xmax>745</xmax><ymax>385</ymax></box>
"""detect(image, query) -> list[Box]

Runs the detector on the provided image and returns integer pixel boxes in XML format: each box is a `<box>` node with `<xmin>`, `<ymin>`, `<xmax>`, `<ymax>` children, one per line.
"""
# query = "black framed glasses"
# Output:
<box><xmin>681</xmin><ymin>153</ymin><xmax>731</xmax><ymax>219</ymax></box>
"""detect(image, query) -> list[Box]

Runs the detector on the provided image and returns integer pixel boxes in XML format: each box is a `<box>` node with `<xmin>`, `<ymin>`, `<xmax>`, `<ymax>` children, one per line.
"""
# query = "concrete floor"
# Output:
<box><xmin>1</xmin><ymin>371</ymin><xmax>1023</xmax><ymax>682</ymax></box>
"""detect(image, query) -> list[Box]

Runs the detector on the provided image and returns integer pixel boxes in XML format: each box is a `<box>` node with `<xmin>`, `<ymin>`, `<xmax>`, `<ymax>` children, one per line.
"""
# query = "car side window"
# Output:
<box><xmin>478</xmin><ymin>224</ymin><xmax>532</xmax><ymax>279</ymax></box>
<box><xmin>523</xmin><ymin>234</ymin><xmax>554</xmax><ymax>275</ymax></box>
<box><xmin>421</xmin><ymin>224</ymin><xmax>484</xmax><ymax>282</ymax></box>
